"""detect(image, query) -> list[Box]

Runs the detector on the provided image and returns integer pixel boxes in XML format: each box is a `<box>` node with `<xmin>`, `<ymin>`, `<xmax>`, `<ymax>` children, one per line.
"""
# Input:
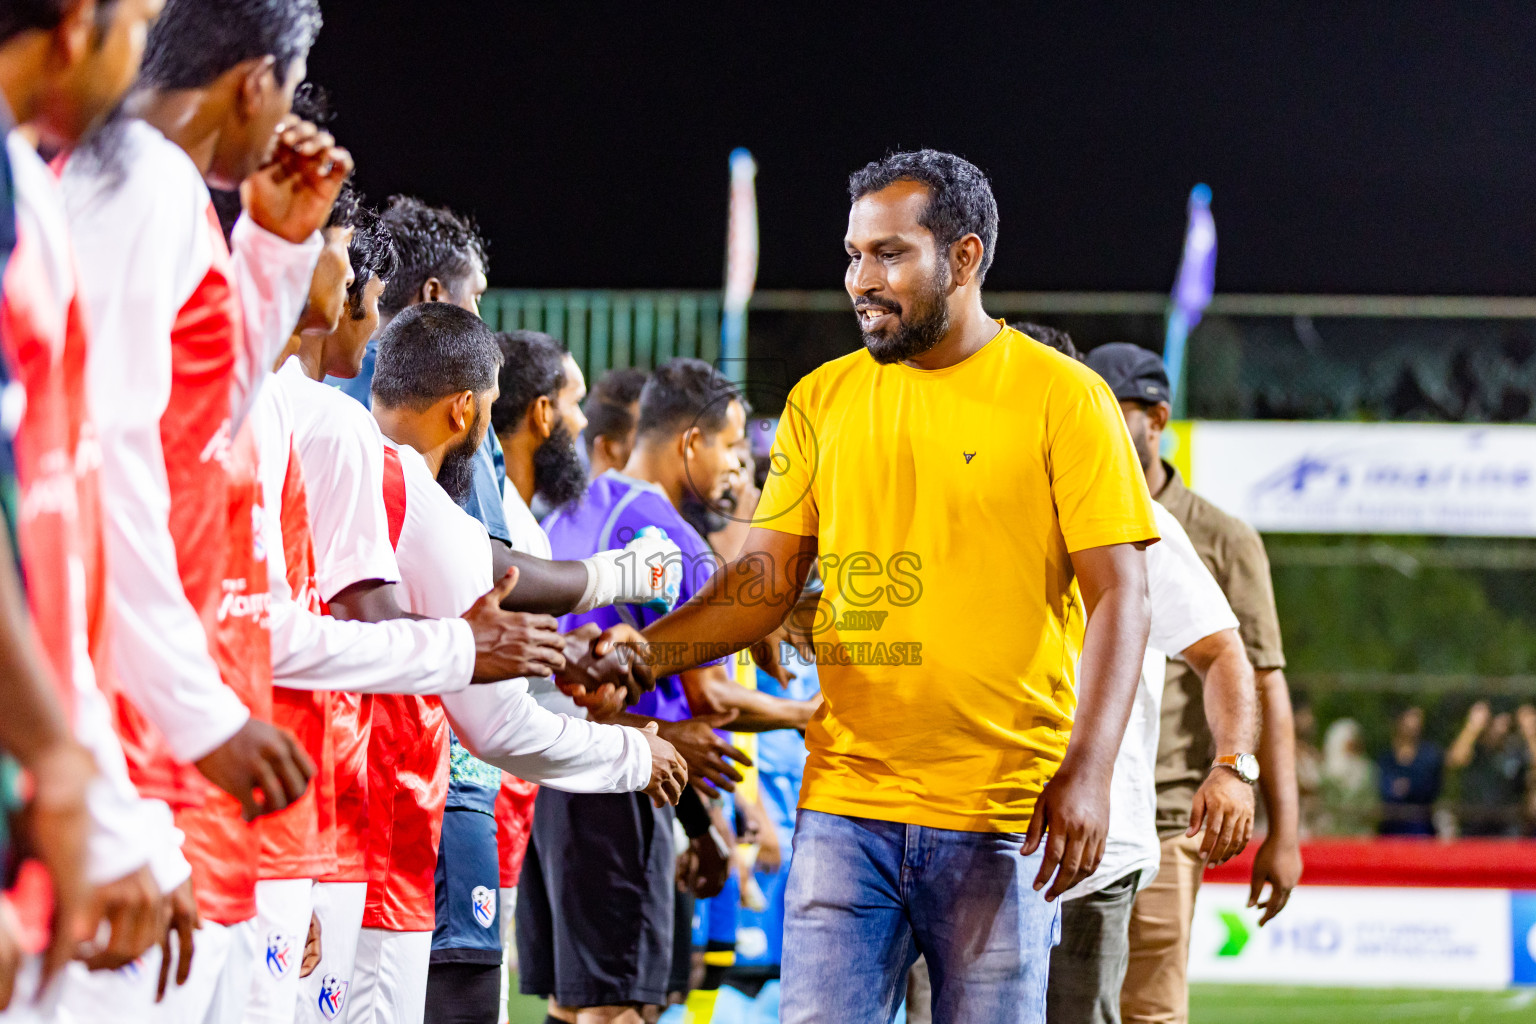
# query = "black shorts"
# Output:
<box><xmin>515</xmin><ymin>789</ymin><xmax>675</xmax><ymax>1008</ymax></box>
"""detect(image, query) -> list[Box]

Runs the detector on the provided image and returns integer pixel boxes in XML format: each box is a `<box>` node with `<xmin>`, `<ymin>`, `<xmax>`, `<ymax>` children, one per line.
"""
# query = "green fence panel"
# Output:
<box><xmin>485</xmin><ymin>290</ymin><xmax>738</xmax><ymax>378</ymax></box>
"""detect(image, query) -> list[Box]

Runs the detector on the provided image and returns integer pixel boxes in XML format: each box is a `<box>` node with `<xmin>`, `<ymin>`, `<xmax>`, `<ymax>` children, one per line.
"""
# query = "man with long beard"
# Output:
<box><xmin>626</xmin><ymin>150</ymin><xmax>1162</xmax><ymax>1023</ymax></box>
<box><xmin>416</xmin><ymin>329</ymin><xmax>589</xmax><ymax>1022</ymax></box>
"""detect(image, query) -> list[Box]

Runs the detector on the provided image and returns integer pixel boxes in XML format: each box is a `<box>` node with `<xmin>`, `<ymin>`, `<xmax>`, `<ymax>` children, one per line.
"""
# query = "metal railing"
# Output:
<box><xmin>481</xmin><ymin>287</ymin><xmax>1536</xmax><ymax>382</ymax></box>
<box><xmin>481</xmin><ymin>290</ymin><xmax>722</xmax><ymax>378</ymax></box>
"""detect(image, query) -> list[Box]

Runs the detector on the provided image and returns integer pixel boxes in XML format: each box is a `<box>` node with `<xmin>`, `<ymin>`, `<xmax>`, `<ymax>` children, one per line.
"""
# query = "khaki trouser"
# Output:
<box><xmin>1120</xmin><ymin>834</ymin><xmax>1207</xmax><ymax>1024</ymax></box>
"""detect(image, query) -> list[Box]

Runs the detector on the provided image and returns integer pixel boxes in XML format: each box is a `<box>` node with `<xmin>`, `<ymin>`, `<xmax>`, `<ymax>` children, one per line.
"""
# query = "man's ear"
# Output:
<box><xmin>529</xmin><ymin>394</ymin><xmax>555</xmax><ymax>442</ymax></box>
<box><xmin>446</xmin><ymin>390</ymin><xmax>475</xmax><ymax>433</ymax></box>
<box><xmin>1148</xmin><ymin>401</ymin><xmax>1173</xmax><ymax>432</ymax></box>
<box><xmin>55</xmin><ymin>0</ymin><xmax>97</xmax><ymax>67</ymax></box>
<box><xmin>949</xmin><ymin>233</ymin><xmax>985</xmax><ymax>289</ymax></box>
<box><xmin>678</xmin><ymin>425</ymin><xmax>703</xmax><ymax>462</ymax></box>
<box><xmin>420</xmin><ymin>277</ymin><xmax>447</xmax><ymax>304</ymax></box>
<box><xmin>233</xmin><ymin>56</ymin><xmax>278</xmax><ymax>122</ymax></box>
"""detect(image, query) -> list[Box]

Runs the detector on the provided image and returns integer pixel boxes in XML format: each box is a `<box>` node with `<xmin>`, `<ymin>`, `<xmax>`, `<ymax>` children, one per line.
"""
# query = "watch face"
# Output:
<box><xmin>1235</xmin><ymin>753</ymin><xmax>1261</xmax><ymax>783</ymax></box>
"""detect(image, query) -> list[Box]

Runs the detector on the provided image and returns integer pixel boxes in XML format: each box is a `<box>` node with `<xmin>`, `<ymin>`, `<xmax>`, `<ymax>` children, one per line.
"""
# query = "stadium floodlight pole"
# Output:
<box><xmin>721</xmin><ymin>147</ymin><xmax>759</xmax><ymax>387</ymax></box>
<box><xmin>1164</xmin><ymin>182</ymin><xmax>1216</xmax><ymax>418</ymax></box>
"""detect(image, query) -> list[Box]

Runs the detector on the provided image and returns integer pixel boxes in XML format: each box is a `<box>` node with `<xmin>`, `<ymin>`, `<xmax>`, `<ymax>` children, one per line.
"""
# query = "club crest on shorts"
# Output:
<box><xmin>471</xmin><ymin>885</ymin><xmax>496</xmax><ymax>928</ymax></box>
<box><xmin>317</xmin><ymin>973</ymin><xmax>349</xmax><ymax>1019</ymax></box>
<box><xmin>265</xmin><ymin>931</ymin><xmax>295</xmax><ymax>978</ymax></box>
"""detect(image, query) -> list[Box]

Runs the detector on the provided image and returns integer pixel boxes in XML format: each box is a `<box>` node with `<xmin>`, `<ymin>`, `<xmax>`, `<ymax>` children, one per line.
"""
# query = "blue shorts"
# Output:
<box><xmin>430</xmin><ymin>808</ymin><xmax>501</xmax><ymax>964</ymax></box>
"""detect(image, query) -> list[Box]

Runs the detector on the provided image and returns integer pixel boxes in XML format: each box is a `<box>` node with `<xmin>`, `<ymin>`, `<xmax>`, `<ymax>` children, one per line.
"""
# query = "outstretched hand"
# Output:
<box><xmin>464</xmin><ymin>568</ymin><xmax>567</xmax><ymax>683</ymax></box>
<box><xmin>557</xmin><ymin>624</ymin><xmax>656</xmax><ymax>708</ymax></box>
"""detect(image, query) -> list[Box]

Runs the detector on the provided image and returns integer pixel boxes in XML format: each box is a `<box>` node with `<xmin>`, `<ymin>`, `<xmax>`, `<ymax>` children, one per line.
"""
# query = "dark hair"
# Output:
<box><xmin>290</xmin><ymin>80</ymin><xmax>331</xmax><ymax>126</ymax></box>
<box><xmin>377</xmin><ymin>196</ymin><xmax>488</xmax><ymax>316</ymax></box>
<box><xmin>491</xmin><ymin>331</ymin><xmax>567</xmax><ymax>437</ymax></box>
<box><xmin>0</xmin><ymin>0</ymin><xmax>116</xmax><ymax>46</ymax></box>
<box><xmin>326</xmin><ymin>187</ymin><xmax>398</xmax><ymax>321</ymax></box>
<box><xmin>371</xmin><ymin>303</ymin><xmax>502</xmax><ymax>410</ymax></box>
<box><xmin>637</xmin><ymin>358</ymin><xmax>746</xmax><ymax>442</ymax></box>
<box><xmin>1013</xmin><ymin>321</ymin><xmax>1081</xmax><ymax>361</ymax></box>
<box><xmin>138</xmin><ymin>0</ymin><xmax>321</xmax><ymax>89</ymax></box>
<box><xmin>848</xmin><ymin>149</ymin><xmax>999</xmax><ymax>283</ymax></box>
<box><xmin>582</xmin><ymin>367</ymin><xmax>648</xmax><ymax>456</ymax></box>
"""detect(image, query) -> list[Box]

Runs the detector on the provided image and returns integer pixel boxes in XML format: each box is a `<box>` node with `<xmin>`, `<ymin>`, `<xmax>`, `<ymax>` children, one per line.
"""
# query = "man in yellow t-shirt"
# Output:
<box><xmin>631</xmin><ymin>149</ymin><xmax>1159</xmax><ymax>1024</ymax></box>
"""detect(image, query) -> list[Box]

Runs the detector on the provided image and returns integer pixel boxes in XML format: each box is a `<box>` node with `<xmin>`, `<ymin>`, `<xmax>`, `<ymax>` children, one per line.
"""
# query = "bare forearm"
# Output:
<box><xmin>0</xmin><ymin>531</ymin><xmax>71</xmax><ymax>765</ymax></box>
<box><xmin>1062</xmin><ymin>583</ymin><xmax>1148</xmax><ymax>777</ymax></box>
<box><xmin>693</xmin><ymin>681</ymin><xmax>812</xmax><ymax>732</ymax></box>
<box><xmin>642</xmin><ymin>529</ymin><xmax>815</xmax><ymax>677</ymax></box>
<box><xmin>491</xmin><ymin>544</ymin><xmax>590</xmax><ymax>615</ymax></box>
<box><xmin>1201</xmin><ymin>646</ymin><xmax>1258</xmax><ymax>760</ymax></box>
<box><xmin>1446</xmin><ymin>728</ymin><xmax>1479</xmax><ymax>769</ymax></box>
<box><xmin>1255</xmin><ymin>668</ymin><xmax>1299</xmax><ymax>842</ymax></box>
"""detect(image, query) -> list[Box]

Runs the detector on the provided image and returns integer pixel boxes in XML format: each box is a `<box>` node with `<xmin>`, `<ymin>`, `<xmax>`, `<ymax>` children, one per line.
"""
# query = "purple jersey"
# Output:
<box><xmin>544</xmin><ymin>470</ymin><xmax>723</xmax><ymax>723</ymax></box>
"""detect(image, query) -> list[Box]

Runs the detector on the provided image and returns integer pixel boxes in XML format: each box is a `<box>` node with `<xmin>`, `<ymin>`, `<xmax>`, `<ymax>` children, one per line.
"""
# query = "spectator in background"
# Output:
<box><xmin>582</xmin><ymin>367</ymin><xmax>649</xmax><ymax>479</ymax></box>
<box><xmin>1447</xmin><ymin>701</ymin><xmax>1536</xmax><ymax>838</ymax></box>
<box><xmin>1293</xmin><ymin>704</ymin><xmax>1322</xmax><ymax>839</ymax></box>
<box><xmin>1378</xmin><ymin>706</ymin><xmax>1442</xmax><ymax>836</ymax></box>
<box><xmin>1318</xmin><ymin>719</ymin><xmax>1378</xmax><ymax>837</ymax></box>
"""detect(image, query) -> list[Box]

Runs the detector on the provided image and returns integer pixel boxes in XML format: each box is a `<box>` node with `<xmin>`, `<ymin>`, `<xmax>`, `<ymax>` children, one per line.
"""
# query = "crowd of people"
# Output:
<box><xmin>1297</xmin><ymin>702</ymin><xmax>1536</xmax><ymax>839</ymax></box>
<box><xmin>0</xmin><ymin>3</ymin><xmax>1313</xmax><ymax>1024</ymax></box>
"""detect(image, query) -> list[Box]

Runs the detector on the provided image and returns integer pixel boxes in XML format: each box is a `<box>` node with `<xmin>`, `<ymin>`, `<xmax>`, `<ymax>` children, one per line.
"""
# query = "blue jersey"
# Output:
<box><xmin>544</xmin><ymin>471</ymin><xmax>725</xmax><ymax>724</ymax></box>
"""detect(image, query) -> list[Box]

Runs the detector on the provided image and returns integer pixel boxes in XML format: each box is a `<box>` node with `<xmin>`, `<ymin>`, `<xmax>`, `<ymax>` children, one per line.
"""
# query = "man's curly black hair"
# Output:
<box><xmin>377</xmin><ymin>196</ymin><xmax>488</xmax><ymax>316</ymax></box>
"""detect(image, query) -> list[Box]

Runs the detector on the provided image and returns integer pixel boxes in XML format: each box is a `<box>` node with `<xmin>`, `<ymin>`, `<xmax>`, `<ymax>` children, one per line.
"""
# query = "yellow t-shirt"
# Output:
<box><xmin>753</xmin><ymin>323</ymin><xmax>1159</xmax><ymax>832</ymax></box>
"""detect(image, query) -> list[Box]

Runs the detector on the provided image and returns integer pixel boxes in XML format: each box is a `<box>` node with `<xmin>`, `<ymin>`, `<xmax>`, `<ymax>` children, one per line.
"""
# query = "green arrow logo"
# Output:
<box><xmin>1217</xmin><ymin>910</ymin><xmax>1251</xmax><ymax>957</ymax></box>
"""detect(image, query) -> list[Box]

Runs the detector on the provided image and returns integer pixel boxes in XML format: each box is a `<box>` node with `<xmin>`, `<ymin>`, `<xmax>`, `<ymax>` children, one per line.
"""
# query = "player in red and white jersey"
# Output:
<box><xmin>247</xmin><ymin>198</ymin><xmax>636</xmax><ymax>1024</ymax></box>
<box><xmin>348</xmin><ymin>303</ymin><xmax>687</xmax><ymax>1024</ymax></box>
<box><xmin>59</xmin><ymin>2</ymin><xmax>351</xmax><ymax>1019</ymax></box>
<box><xmin>0</xmin><ymin>1</ymin><xmax>197</xmax><ymax>1012</ymax></box>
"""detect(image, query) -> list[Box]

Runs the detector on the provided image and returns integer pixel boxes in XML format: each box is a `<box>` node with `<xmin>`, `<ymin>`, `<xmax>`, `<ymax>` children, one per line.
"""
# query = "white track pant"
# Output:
<box><xmin>296</xmin><ymin>881</ymin><xmax>367</xmax><ymax>1023</ymax></box>
<box><xmin>346</xmin><ymin>929</ymin><xmax>431</xmax><ymax>1024</ymax></box>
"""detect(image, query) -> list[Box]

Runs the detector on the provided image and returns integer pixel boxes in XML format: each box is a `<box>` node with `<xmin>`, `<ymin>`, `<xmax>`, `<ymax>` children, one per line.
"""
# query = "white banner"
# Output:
<box><xmin>1188</xmin><ymin>883</ymin><xmax>1513</xmax><ymax>989</ymax></box>
<box><xmin>1183</xmin><ymin>422</ymin><xmax>1536</xmax><ymax>536</ymax></box>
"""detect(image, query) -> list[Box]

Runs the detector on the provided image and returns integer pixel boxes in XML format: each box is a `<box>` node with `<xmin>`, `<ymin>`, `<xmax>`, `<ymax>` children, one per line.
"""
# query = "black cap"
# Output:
<box><xmin>1084</xmin><ymin>342</ymin><xmax>1171</xmax><ymax>405</ymax></box>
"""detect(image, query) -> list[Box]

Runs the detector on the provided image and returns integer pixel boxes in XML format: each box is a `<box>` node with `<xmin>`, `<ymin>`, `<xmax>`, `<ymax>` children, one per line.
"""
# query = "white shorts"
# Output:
<box><xmin>245</xmin><ymin>879</ymin><xmax>316</xmax><ymax>1024</ymax></box>
<box><xmin>347</xmin><ymin>929</ymin><xmax>431</xmax><ymax>1024</ymax></box>
<box><xmin>496</xmin><ymin>887</ymin><xmax>516</xmax><ymax>1024</ymax></box>
<box><xmin>296</xmin><ymin>881</ymin><xmax>367</xmax><ymax>1024</ymax></box>
<box><xmin>0</xmin><ymin>957</ymin><xmax>61</xmax><ymax>1024</ymax></box>
<box><xmin>54</xmin><ymin>950</ymin><xmax>159</xmax><ymax>1024</ymax></box>
<box><xmin>163</xmin><ymin>917</ymin><xmax>260</xmax><ymax>1024</ymax></box>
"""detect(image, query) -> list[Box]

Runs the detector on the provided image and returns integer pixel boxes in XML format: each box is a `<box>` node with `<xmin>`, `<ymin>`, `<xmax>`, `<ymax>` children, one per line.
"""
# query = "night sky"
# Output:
<box><xmin>308</xmin><ymin>3</ymin><xmax>1536</xmax><ymax>295</ymax></box>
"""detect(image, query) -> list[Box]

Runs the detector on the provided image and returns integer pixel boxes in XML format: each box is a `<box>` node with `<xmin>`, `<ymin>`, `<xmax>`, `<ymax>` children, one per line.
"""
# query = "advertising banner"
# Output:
<box><xmin>1188</xmin><ymin>883</ymin><xmax>1515</xmax><ymax>989</ymax></box>
<box><xmin>1178</xmin><ymin>422</ymin><xmax>1536</xmax><ymax>536</ymax></box>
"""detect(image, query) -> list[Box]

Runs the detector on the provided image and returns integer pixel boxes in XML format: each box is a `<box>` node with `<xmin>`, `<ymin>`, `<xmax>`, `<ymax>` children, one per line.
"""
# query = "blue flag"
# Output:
<box><xmin>1164</xmin><ymin>183</ymin><xmax>1216</xmax><ymax>413</ymax></box>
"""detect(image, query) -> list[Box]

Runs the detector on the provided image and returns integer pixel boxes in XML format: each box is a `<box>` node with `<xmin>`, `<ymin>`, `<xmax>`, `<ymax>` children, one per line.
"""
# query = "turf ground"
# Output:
<box><xmin>1190</xmin><ymin>984</ymin><xmax>1536</xmax><ymax>1022</ymax></box>
<box><xmin>506</xmin><ymin>983</ymin><xmax>1536</xmax><ymax>1022</ymax></box>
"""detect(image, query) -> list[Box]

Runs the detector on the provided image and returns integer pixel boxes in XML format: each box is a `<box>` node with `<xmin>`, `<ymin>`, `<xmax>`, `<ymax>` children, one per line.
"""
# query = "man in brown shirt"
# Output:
<box><xmin>1087</xmin><ymin>344</ymin><xmax>1302</xmax><ymax>1024</ymax></box>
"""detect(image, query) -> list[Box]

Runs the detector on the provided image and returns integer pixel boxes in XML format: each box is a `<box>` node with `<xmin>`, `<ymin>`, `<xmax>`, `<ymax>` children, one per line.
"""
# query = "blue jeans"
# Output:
<box><xmin>781</xmin><ymin>810</ymin><xmax>1060</xmax><ymax>1024</ymax></box>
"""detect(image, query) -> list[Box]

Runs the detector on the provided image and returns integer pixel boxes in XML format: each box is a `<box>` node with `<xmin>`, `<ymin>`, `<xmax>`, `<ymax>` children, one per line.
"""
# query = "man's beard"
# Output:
<box><xmin>1131</xmin><ymin>430</ymin><xmax>1155</xmax><ymax>472</ymax></box>
<box><xmin>855</xmin><ymin>264</ymin><xmax>952</xmax><ymax>365</ymax></box>
<box><xmin>439</xmin><ymin>410</ymin><xmax>484</xmax><ymax>505</ymax></box>
<box><xmin>532</xmin><ymin>421</ymin><xmax>588</xmax><ymax>511</ymax></box>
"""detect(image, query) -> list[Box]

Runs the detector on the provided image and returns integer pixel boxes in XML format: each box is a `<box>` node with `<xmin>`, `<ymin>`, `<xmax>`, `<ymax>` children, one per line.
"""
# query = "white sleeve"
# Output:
<box><xmin>70</xmin><ymin>156</ymin><xmax>251</xmax><ymax>764</ymax></box>
<box><xmin>229</xmin><ymin>215</ymin><xmax>322</xmax><ymax>427</ymax></box>
<box><xmin>295</xmin><ymin>405</ymin><xmax>401</xmax><ymax>602</ymax></box>
<box><xmin>1147</xmin><ymin>503</ymin><xmax>1240</xmax><ymax>658</ymax></box>
<box><xmin>75</xmin><ymin>680</ymin><xmax>189</xmax><ymax>890</ymax></box>
<box><xmin>267</xmin><ymin>588</ymin><xmax>476</xmax><ymax>695</ymax></box>
<box><xmin>441</xmin><ymin>682</ymin><xmax>652</xmax><ymax>794</ymax></box>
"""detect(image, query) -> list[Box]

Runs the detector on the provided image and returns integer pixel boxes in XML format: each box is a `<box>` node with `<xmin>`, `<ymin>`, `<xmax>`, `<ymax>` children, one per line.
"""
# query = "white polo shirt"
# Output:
<box><xmin>1068</xmin><ymin>500</ymin><xmax>1238</xmax><ymax>900</ymax></box>
<box><xmin>388</xmin><ymin>443</ymin><xmax>651</xmax><ymax>793</ymax></box>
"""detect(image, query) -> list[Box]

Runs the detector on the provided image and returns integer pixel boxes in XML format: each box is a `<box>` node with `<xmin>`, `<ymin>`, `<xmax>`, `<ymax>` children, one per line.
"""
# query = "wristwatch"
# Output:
<box><xmin>1212</xmin><ymin>753</ymin><xmax>1260</xmax><ymax>784</ymax></box>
